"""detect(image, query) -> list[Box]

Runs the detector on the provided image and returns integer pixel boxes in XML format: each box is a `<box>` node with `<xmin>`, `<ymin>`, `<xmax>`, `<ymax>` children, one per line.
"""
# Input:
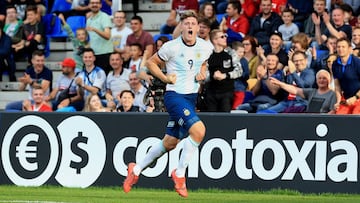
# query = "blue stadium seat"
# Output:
<box><xmin>316</xmin><ymin>50</ymin><xmax>329</xmax><ymax>63</ymax></box>
<box><xmin>48</xmin><ymin>15</ymin><xmax>86</xmax><ymax>39</ymax></box>
<box><xmin>66</xmin><ymin>15</ymin><xmax>86</xmax><ymax>35</ymax></box>
<box><xmin>216</xmin><ymin>13</ymin><xmax>225</xmax><ymax>24</ymax></box>
<box><xmin>42</xmin><ymin>14</ymin><xmax>64</xmax><ymax>57</ymax></box>
<box><xmin>51</xmin><ymin>0</ymin><xmax>71</xmax><ymax>13</ymax></box>
<box><xmin>153</xmin><ymin>34</ymin><xmax>173</xmax><ymax>42</ymax></box>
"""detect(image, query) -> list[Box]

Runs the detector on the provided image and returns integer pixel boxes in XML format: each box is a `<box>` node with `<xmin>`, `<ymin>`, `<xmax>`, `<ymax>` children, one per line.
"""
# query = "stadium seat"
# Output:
<box><xmin>42</xmin><ymin>14</ymin><xmax>64</xmax><ymax>57</ymax></box>
<box><xmin>153</xmin><ymin>34</ymin><xmax>173</xmax><ymax>42</ymax></box>
<box><xmin>48</xmin><ymin>15</ymin><xmax>86</xmax><ymax>39</ymax></box>
<box><xmin>316</xmin><ymin>50</ymin><xmax>329</xmax><ymax>63</ymax></box>
<box><xmin>66</xmin><ymin>16</ymin><xmax>86</xmax><ymax>35</ymax></box>
<box><xmin>51</xmin><ymin>0</ymin><xmax>71</xmax><ymax>13</ymax></box>
<box><xmin>216</xmin><ymin>13</ymin><xmax>225</xmax><ymax>24</ymax></box>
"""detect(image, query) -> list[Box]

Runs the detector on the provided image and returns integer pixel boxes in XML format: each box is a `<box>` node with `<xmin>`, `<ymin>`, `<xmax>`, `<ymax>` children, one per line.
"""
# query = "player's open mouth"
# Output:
<box><xmin>188</xmin><ymin>30</ymin><xmax>193</xmax><ymax>35</ymax></box>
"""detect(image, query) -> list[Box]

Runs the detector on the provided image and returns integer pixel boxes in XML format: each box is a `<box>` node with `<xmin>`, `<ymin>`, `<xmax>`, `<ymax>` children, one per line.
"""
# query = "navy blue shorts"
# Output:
<box><xmin>164</xmin><ymin>91</ymin><xmax>200</xmax><ymax>139</ymax></box>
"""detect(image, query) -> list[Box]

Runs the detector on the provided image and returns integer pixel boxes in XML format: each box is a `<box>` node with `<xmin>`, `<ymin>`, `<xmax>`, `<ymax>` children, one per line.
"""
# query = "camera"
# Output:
<box><xmin>77</xmin><ymin>46</ymin><xmax>85</xmax><ymax>56</ymax></box>
<box><xmin>149</xmin><ymin>77</ymin><xmax>167</xmax><ymax>112</ymax></box>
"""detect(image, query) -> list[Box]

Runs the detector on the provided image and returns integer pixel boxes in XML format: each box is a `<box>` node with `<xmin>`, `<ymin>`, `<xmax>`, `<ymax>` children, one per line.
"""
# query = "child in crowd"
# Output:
<box><xmin>128</xmin><ymin>43</ymin><xmax>143</xmax><ymax>72</ymax></box>
<box><xmin>278</xmin><ymin>8</ymin><xmax>299</xmax><ymax>53</ymax></box>
<box><xmin>231</xmin><ymin>41</ymin><xmax>250</xmax><ymax>109</ymax></box>
<box><xmin>58</xmin><ymin>13</ymin><xmax>90</xmax><ymax>71</ymax></box>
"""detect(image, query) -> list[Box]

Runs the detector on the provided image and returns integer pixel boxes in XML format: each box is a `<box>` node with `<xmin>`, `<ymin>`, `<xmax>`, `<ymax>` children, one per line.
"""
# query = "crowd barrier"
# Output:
<box><xmin>0</xmin><ymin>112</ymin><xmax>359</xmax><ymax>193</ymax></box>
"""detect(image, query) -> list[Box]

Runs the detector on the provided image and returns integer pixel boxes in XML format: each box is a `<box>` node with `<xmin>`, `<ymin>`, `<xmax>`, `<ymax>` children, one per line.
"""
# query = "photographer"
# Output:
<box><xmin>137</xmin><ymin>50</ymin><xmax>166</xmax><ymax>112</ymax></box>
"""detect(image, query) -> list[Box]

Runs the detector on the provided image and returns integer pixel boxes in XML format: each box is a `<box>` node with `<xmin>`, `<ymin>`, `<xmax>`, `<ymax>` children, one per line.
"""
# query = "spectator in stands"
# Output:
<box><xmin>286</xmin><ymin>0</ymin><xmax>314</xmax><ymax>30</ymax></box>
<box><xmin>199</xmin><ymin>0</ymin><xmax>228</xmax><ymax>14</ymax></box>
<box><xmin>0</xmin><ymin>19</ymin><xmax>17</xmax><ymax>82</ymax></box>
<box><xmin>311</xmin><ymin>35</ymin><xmax>337</xmax><ymax>72</ymax></box>
<box><xmin>155</xmin><ymin>36</ymin><xmax>170</xmax><ymax>52</ymax></box>
<box><xmin>248</xmin><ymin>0</ymin><xmax>283</xmax><ymax>48</ymax></box>
<box><xmin>160</xmin><ymin>0</ymin><xmax>199</xmax><ymax>34</ymax></box>
<box><xmin>58</xmin><ymin>13</ymin><xmax>90</xmax><ymax>71</ymax></box>
<box><xmin>269</xmin><ymin>69</ymin><xmax>336</xmax><ymax>113</ymax></box>
<box><xmin>7</xmin><ymin>0</ymin><xmax>46</xmax><ymax>20</ymax></box>
<box><xmin>205</xmin><ymin>29</ymin><xmax>244</xmax><ymax>112</ymax></box>
<box><xmin>5</xmin><ymin>50</ymin><xmax>52</xmax><ymax>111</ymax></box>
<box><xmin>75</xmin><ymin>48</ymin><xmax>106</xmax><ymax>101</ymax></box>
<box><xmin>128</xmin><ymin>71</ymin><xmax>148</xmax><ymax>112</ymax></box>
<box><xmin>111</xmin><ymin>11</ymin><xmax>132</xmax><ymax>55</ymax></box>
<box><xmin>304</xmin><ymin>0</ymin><xmax>328</xmax><ymax>49</ymax></box>
<box><xmin>4</xmin><ymin>5</ymin><xmax>23</xmax><ymax>40</ymax></box>
<box><xmin>257</xmin><ymin>31</ymin><xmax>288</xmax><ymax>69</ymax></box>
<box><xmin>242</xmin><ymin>36</ymin><xmax>260</xmax><ymax>79</ymax></box>
<box><xmin>314</xmin><ymin>7</ymin><xmax>352</xmax><ymax>46</ymax></box>
<box><xmin>104</xmin><ymin>52</ymin><xmax>131</xmax><ymax>109</ymax></box>
<box><xmin>197</xmin><ymin>17</ymin><xmax>213</xmax><ymax>48</ymax></box>
<box><xmin>340</xmin><ymin>3</ymin><xmax>357</xmax><ymax>27</ymax></box>
<box><xmin>12</xmin><ymin>5</ymin><xmax>45</xmax><ymax>64</ymax></box>
<box><xmin>311</xmin><ymin>52</ymin><xmax>336</xmax><ymax>89</ymax></box>
<box><xmin>115</xmin><ymin>90</ymin><xmax>141</xmax><ymax>112</ymax></box>
<box><xmin>83</xmin><ymin>93</ymin><xmax>111</xmax><ymax>112</ymax></box>
<box><xmin>86</xmin><ymin>0</ymin><xmax>113</xmax><ymax>74</ymax></box>
<box><xmin>236</xmin><ymin>54</ymin><xmax>285</xmax><ymax>112</ymax></box>
<box><xmin>278</xmin><ymin>8</ymin><xmax>300</xmax><ymax>52</ymax></box>
<box><xmin>219</xmin><ymin>0</ymin><xmax>249</xmax><ymax>45</ymax></box>
<box><xmin>352</xmin><ymin>27</ymin><xmax>360</xmax><ymax>56</ymax></box>
<box><xmin>45</xmin><ymin>58</ymin><xmax>84</xmax><ymax>111</ymax></box>
<box><xmin>332</xmin><ymin>37</ymin><xmax>360</xmax><ymax>114</ymax></box>
<box><xmin>126</xmin><ymin>15</ymin><xmax>154</xmax><ymax>56</ymax></box>
<box><xmin>198</xmin><ymin>2</ymin><xmax>219</xmax><ymax>30</ymax></box>
<box><xmin>22</xmin><ymin>86</ymin><xmax>52</xmax><ymax>112</ymax></box>
<box><xmin>128</xmin><ymin>43</ymin><xmax>143</xmax><ymax>72</ymax></box>
<box><xmin>290</xmin><ymin>32</ymin><xmax>314</xmax><ymax>67</ymax></box>
<box><xmin>260</xmin><ymin>51</ymin><xmax>316</xmax><ymax>113</ymax></box>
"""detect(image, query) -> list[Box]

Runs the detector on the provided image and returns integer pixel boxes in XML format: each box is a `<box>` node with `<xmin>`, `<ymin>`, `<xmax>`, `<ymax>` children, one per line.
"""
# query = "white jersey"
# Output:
<box><xmin>158</xmin><ymin>37</ymin><xmax>213</xmax><ymax>94</ymax></box>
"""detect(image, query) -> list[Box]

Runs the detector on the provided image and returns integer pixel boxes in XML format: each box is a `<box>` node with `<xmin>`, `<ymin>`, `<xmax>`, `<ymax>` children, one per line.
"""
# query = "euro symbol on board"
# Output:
<box><xmin>16</xmin><ymin>133</ymin><xmax>39</xmax><ymax>171</ymax></box>
<box><xmin>70</xmin><ymin>132</ymin><xmax>89</xmax><ymax>174</ymax></box>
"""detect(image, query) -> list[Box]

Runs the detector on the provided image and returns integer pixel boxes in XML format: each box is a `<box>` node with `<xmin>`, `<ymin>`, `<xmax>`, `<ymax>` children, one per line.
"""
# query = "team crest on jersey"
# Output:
<box><xmin>183</xmin><ymin>108</ymin><xmax>190</xmax><ymax>116</ymax></box>
<box><xmin>196</xmin><ymin>53</ymin><xmax>201</xmax><ymax>59</ymax></box>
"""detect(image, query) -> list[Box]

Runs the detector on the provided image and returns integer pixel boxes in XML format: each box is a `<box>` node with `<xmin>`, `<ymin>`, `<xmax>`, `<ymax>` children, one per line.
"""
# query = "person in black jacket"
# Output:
<box><xmin>116</xmin><ymin>90</ymin><xmax>141</xmax><ymax>112</ymax></box>
<box><xmin>205</xmin><ymin>29</ymin><xmax>243</xmax><ymax>112</ymax></box>
<box><xmin>0</xmin><ymin>20</ymin><xmax>16</xmax><ymax>81</ymax></box>
<box><xmin>248</xmin><ymin>0</ymin><xmax>282</xmax><ymax>48</ymax></box>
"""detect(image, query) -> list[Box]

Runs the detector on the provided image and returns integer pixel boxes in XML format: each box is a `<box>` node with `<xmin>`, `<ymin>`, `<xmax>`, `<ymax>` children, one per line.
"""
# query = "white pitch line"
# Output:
<box><xmin>0</xmin><ymin>201</ymin><xmax>73</xmax><ymax>203</ymax></box>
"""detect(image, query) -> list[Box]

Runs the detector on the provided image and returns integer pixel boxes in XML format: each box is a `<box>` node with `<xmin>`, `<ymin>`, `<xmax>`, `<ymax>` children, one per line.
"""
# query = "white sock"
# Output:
<box><xmin>176</xmin><ymin>136</ymin><xmax>199</xmax><ymax>178</ymax></box>
<box><xmin>133</xmin><ymin>141</ymin><xmax>166</xmax><ymax>176</ymax></box>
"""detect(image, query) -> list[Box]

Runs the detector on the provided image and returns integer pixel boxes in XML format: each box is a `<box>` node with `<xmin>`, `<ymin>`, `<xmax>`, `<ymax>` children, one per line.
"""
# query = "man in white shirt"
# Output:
<box><xmin>111</xmin><ymin>11</ymin><xmax>132</xmax><ymax>55</ymax></box>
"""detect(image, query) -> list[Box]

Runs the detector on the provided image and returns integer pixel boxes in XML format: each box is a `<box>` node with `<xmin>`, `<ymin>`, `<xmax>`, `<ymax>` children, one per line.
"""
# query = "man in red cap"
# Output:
<box><xmin>45</xmin><ymin>57</ymin><xmax>84</xmax><ymax>111</ymax></box>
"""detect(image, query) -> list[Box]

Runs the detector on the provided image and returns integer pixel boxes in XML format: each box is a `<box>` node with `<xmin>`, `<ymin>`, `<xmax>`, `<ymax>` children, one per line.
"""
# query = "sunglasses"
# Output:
<box><xmin>218</xmin><ymin>34</ymin><xmax>228</xmax><ymax>39</ymax></box>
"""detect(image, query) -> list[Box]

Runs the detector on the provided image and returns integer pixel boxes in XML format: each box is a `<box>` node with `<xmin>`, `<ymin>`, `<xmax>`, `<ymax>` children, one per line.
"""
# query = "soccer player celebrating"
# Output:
<box><xmin>122</xmin><ymin>10</ymin><xmax>213</xmax><ymax>197</ymax></box>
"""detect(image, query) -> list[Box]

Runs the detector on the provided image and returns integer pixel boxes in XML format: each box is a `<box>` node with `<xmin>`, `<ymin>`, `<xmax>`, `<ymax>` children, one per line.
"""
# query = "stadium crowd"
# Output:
<box><xmin>1</xmin><ymin>0</ymin><xmax>360</xmax><ymax>114</ymax></box>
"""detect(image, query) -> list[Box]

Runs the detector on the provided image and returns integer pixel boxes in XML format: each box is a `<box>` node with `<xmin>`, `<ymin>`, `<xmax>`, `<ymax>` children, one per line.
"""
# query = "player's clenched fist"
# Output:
<box><xmin>165</xmin><ymin>73</ymin><xmax>177</xmax><ymax>84</ymax></box>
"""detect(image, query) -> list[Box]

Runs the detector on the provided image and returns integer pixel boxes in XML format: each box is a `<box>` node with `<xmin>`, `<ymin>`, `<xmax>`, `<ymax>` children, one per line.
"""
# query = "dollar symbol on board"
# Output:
<box><xmin>70</xmin><ymin>132</ymin><xmax>89</xmax><ymax>174</ymax></box>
